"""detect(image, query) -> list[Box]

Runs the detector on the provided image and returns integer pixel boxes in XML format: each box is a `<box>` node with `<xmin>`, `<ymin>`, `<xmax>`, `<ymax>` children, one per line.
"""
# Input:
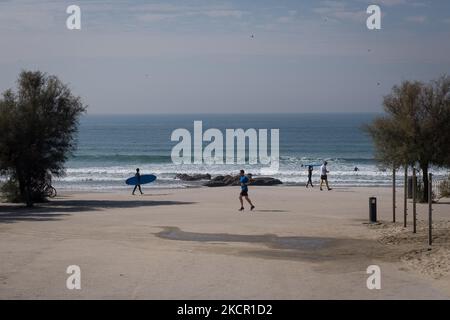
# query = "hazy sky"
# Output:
<box><xmin>0</xmin><ymin>0</ymin><xmax>449</xmax><ymax>114</ymax></box>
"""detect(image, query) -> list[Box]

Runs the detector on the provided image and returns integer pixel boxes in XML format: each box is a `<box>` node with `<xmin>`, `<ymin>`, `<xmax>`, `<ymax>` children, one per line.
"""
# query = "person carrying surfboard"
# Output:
<box><xmin>306</xmin><ymin>165</ymin><xmax>314</xmax><ymax>188</ymax></box>
<box><xmin>132</xmin><ymin>168</ymin><xmax>144</xmax><ymax>195</ymax></box>
<box><xmin>238</xmin><ymin>170</ymin><xmax>255</xmax><ymax>212</ymax></box>
<box><xmin>126</xmin><ymin>171</ymin><xmax>156</xmax><ymax>192</ymax></box>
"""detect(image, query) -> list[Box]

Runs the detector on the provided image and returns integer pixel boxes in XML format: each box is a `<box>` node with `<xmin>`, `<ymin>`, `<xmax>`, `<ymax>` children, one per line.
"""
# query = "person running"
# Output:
<box><xmin>132</xmin><ymin>168</ymin><xmax>144</xmax><ymax>195</ymax></box>
<box><xmin>306</xmin><ymin>165</ymin><xmax>314</xmax><ymax>188</ymax></box>
<box><xmin>320</xmin><ymin>161</ymin><xmax>332</xmax><ymax>191</ymax></box>
<box><xmin>238</xmin><ymin>170</ymin><xmax>255</xmax><ymax>211</ymax></box>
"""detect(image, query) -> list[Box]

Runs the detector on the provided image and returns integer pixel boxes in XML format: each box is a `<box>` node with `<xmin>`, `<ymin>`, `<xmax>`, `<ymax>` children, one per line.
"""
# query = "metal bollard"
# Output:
<box><xmin>369</xmin><ymin>197</ymin><xmax>377</xmax><ymax>223</ymax></box>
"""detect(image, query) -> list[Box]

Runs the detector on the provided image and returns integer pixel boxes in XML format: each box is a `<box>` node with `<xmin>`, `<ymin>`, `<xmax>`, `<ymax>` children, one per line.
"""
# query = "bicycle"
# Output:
<box><xmin>43</xmin><ymin>183</ymin><xmax>57</xmax><ymax>198</ymax></box>
<box><xmin>35</xmin><ymin>182</ymin><xmax>57</xmax><ymax>198</ymax></box>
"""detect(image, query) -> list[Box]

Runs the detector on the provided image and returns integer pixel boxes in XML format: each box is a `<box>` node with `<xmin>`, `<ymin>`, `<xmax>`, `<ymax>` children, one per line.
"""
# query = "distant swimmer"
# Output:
<box><xmin>320</xmin><ymin>161</ymin><xmax>332</xmax><ymax>191</ymax></box>
<box><xmin>132</xmin><ymin>168</ymin><xmax>144</xmax><ymax>195</ymax></box>
<box><xmin>306</xmin><ymin>165</ymin><xmax>314</xmax><ymax>188</ymax></box>
<box><xmin>238</xmin><ymin>170</ymin><xmax>255</xmax><ymax>212</ymax></box>
<box><xmin>354</xmin><ymin>166</ymin><xmax>359</xmax><ymax>172</ymax></box>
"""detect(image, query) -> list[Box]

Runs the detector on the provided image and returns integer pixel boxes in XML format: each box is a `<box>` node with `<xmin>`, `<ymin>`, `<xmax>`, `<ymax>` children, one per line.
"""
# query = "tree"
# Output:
<box><xmin>415</xmin><ymin>76</ymin><xmax>450</xmax><ymax>201</ymax></box>
<box><xmin>0</xmin><ymin>71</ymin><xmax>86</xmax><ymax>207</ymax></box>
<box><xmin>365</xmin><ymin>76</ymin><xmax>450</xmax><ymax>202</ymax></box>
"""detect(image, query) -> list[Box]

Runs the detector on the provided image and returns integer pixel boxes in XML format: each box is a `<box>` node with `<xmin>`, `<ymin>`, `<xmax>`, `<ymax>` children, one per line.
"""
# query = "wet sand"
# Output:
<box><xmin>0</xmin><ymin>186</ymin><xmax>449</xmax><ymax>299</ymax></box>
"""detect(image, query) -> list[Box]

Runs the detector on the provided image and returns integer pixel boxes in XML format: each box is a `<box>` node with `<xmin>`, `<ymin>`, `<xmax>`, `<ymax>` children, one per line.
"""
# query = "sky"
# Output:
<box><xmin>0</xmin><ymin>0</ymin><xmax>449</xmax><ymax>114</ymax></box>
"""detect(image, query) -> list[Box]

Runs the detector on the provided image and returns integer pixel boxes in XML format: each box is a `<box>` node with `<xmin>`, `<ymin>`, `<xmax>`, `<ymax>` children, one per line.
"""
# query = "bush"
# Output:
<box><xmin>0</xmin><ymin>178</ymin><xmax>47</xmax><ymax>203</ymax></box>
<box><xmin>416</xmin><ymin>179</ymin><xmax>439</xmax><ymax>202</ymax></box>
<box><xmin>1</xmin><ymin>179</ymin><xmax>21</xmax><ymax>203</ymax></box>
<box><xmin>439</xmin><ymin>177</ymin><xmax>450</xmax><ymax>198</ymax></box>
<box><xmin>0</xmin><ymin>182</ymin><xmax>4</xmax><ymax>201</ymax></box>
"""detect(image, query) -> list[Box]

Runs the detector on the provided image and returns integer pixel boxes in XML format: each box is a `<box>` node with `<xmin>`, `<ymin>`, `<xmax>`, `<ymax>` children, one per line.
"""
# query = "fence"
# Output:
<box><xmin>433</xmin><ymin>176</ymin><xmax>450</xmax><ymax>199</ymax></box>
<box><xmin>408</xmin><ymin>174</ymin><xmax>449</xmax><ymax>200</ymax></box>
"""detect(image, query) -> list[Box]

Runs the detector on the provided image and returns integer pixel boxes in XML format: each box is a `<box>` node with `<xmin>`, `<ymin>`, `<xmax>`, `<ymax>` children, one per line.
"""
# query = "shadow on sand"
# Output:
<box><xmin>154</xmin><ymin>226</ymin><xmax>397</xmax><ymax>265</ymax></box>
<box><xmin>0</xmin><ymin>199</ymin><xmax>195</xmax><ymax>224</ymax></box>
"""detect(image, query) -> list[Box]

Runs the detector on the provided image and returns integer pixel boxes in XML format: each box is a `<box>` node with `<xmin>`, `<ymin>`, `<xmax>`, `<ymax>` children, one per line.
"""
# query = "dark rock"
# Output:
<box><xmin>203</xmin><ymin>181</ymin><xmax>227</xmax><ymax>187</ymax></box>
<box><xmin>203</xmin><ymin>175</ymin><xmax>282</xmax><ymax>187</ymax></box>
<box><xmin>204</xmin><ymin>175</ymin><xmax>238</xmax><ymax>187</ymax></box>
<box><xmin>223</xmin><ymin>175</ymin><xmax>240</xmax><ymax>186</ymax></box>
<box><xmin>250</xmin><ymin>177</ymin><xmax>283</xmax><ymax>186</ymax></box>
<box><xmin>204</xmin><ymin>175</ymin><xmax>233</xmax><ymax>187</ymax></box>
<box><xmin>175</xmin><ymin>173</ymin><xmax>211</xmax><ymax>181</ymax></box>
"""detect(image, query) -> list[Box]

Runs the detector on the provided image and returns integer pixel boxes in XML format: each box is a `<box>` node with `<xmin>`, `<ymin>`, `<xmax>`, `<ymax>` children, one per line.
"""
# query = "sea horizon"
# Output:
<box><xmin>44</xmin><ymin>113</ymin><xmax>447</xmax><ymax>191</ymax></box>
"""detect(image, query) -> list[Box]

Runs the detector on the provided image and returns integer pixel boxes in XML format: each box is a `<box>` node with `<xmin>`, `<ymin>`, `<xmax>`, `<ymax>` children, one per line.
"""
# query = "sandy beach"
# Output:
<box><xmin>1</xmin><ymin>186</ymin><xmax>449</xmax><ymax>299</ymax></box>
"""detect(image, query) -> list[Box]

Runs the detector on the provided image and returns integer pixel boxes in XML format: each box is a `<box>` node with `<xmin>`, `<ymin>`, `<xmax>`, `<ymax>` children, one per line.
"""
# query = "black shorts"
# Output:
<box><xmin>321</xmin><ymin>175</ymin><xmax>327</xmax><ymax>180</ymax></box>
<box><xmin>240</xmin><ymin>190</ymin><xmax>248</xmax><ymax>197</ymax></box>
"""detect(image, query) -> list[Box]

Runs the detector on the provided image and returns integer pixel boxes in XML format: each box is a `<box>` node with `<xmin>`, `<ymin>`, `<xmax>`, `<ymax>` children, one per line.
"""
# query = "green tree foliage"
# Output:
<box><xmin>0</xmin><ymin>71</ymin><xmax>86</xmax><ymax>206</ymax></box>
<box><xmin>365</xmin><ymin>76</ymin><xmax>450</xmax><ymax>202</ymax></box>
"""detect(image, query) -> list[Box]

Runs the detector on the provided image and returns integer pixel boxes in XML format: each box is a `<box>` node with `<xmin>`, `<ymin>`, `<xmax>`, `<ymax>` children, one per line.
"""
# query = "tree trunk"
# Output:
<box><xmin>413</xmin><ymin>168</ymin><xmax>417</xmax><ymax>233</ymax></box>
<box><xmin>17</xmin><ymin>175</ymin><xmax>26</xmax><ymax>201</ymax></box>
<box><xmin>16</xmin><ymin>167</ymin><xmax>33</xmax><ymax>207</ymax></box>
<box><xmin>421</xmin><ymin>163</ymin><xmax>429</xmax><ymax>203</ymax></box>
<box><xmin>25</xmin><ymin>180</ymin><xmax>33</xmax><ymax>208</ymax></box>
<box><xmin>403</xmin><ymin>166</ymin><xmax>407</xmax><ymax>227</ymax></box>
<box><xmin>392</xmin><ymin>167</ymin><xmax>396</xmax><ymax>222</ymax></box>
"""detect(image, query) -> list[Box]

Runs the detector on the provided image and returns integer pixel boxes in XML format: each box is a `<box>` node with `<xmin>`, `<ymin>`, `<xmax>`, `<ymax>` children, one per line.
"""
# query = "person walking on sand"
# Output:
<box><xmin>320</xmin><ymin>161</ymin><xmax>332</xmax><ymax>191</ymax></box>
<box><xmin>132</xmin><ymin>168</ymin><xmax>144</xmax><ymax>195</ymax></box>
<box><xmin>306</xmin><ymin>165</ymin><xmax>314</xmax><ymax>188</ymax></box>
<box><xmin>238</xmin><ymin>170</ymin><xmax>255</xmax><ymax>211</ymax></box>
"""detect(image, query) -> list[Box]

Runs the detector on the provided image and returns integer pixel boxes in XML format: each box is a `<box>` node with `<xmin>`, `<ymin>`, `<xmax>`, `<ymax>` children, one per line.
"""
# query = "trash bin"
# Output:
<box><xmin>369</xmin><ymin>197</ymin><xmax>377</xmax><ymax>223</ymax></box>
<box><xmin>407</xmin><ymin>177</ymin><xmax>413</xmax><ymax>199</ymax></box>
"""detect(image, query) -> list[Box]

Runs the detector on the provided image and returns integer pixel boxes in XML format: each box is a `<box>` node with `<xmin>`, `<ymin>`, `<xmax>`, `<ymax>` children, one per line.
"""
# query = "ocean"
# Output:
<box><xmin>54</xmin><ymin>113</ymin><xmax>447</xmax><ymax>191</ymax></box>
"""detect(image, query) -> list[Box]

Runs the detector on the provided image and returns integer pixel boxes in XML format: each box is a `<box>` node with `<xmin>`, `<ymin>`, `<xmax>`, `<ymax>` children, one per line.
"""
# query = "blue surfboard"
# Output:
<box><xmin>125</xmin><ymin>174</ymin><xmax>157</xmax><ymax>186</ymax></box>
